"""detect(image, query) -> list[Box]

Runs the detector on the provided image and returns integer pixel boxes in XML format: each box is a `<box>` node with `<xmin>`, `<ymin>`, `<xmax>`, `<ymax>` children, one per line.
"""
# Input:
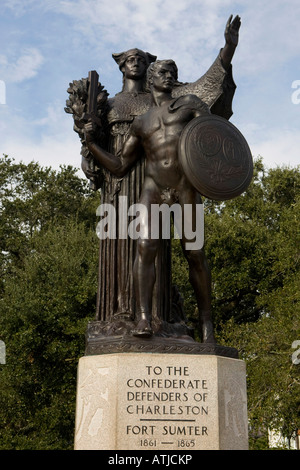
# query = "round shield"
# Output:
<box><xmin>178</xmin><ymin>115</ymin><xmax>253</xmax><ymax>200</ymax></box>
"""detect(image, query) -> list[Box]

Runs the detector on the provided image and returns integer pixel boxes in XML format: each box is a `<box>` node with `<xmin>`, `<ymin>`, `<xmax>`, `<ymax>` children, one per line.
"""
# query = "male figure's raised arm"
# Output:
<box><xmin>220</xmin><ymin>15</ymin><xmax>241</xmax><ymax>70</ymax></box>
<box><xmin>172</xmin><ymin>15</ymin><xmax>240</xmax><ymax>120</ymax></box>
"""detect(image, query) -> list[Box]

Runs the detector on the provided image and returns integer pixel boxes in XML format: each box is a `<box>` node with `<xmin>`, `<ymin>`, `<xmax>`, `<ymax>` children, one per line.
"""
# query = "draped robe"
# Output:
<box><xmin>95</xmin><ymin>53</ymin><xmax>236</xmax><ymax>326</ymax></box>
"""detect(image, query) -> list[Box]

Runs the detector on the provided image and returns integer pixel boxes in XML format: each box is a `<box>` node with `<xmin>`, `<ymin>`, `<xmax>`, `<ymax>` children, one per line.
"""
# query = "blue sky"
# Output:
<box><xmin>1</xmin><ymin>0</ymin><xmax>299</xmax><ymax>178</ymax></box>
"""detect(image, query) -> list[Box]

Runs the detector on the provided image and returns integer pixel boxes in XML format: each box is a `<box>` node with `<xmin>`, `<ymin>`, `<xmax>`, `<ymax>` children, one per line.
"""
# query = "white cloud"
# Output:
<box><xmin>4</xmin><ymin>0</ymin><xmax>300</xmax><ymax>78</ymax></box>
<box><xmin>2</xmin><ymin>106</ymin><xmax>84</xmax><ymax>176</ymax></box>
<box><xmin>0</xmin><ymin>48</ymin><xmax>44</xmax><ymax>83</ymax></box>
<box><xmin>4</xmin><ymin>134</ymin><xmax>81</xmax><ymax>171</ymax></box>
<box><xmin>1</xmin><ymin>97</ymin><xmax>83</xmax><ymax>174</ymax></box>
<box><xmin>2</xmin><ymin>0</ymin><xmax>58</xmax><ymax>16</ymax></box>
<box><xmin>51</xmin><ymin>0</ymin><xmax>237</xmax><ymax>84</ymax></box>
<box><xmin>232</xmin><ymin>0</ymin><xmax>300</xmax><ymax>77</ymax></box>
<box><xmin>5</xmin><ymin>0</ymin><xmax>299</xmax><ymax>83</ymax></box>
<box><xmin>250</xmin><ymin>130</ymin><xmax>300</xmax><ymax>169</ymax></box>
<box><xmin>1</xmin><ymin>0</ymin><xmax>300</xmax><ymax>174</ymax></box>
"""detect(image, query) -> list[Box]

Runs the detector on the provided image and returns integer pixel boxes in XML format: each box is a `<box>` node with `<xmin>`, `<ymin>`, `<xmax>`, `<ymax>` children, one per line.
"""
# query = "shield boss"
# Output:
<box><xmin>179</xmin><ymin>115</ymin><xmax>253</xmax><ymax>200</ymax></box>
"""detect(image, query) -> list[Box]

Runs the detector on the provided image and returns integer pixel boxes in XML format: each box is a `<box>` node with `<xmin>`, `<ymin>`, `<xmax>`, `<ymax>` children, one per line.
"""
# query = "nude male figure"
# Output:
<box><xmin>85</xmin><ymin>59</ymin><xmax>215</xmax><ymax>343</ymax></box>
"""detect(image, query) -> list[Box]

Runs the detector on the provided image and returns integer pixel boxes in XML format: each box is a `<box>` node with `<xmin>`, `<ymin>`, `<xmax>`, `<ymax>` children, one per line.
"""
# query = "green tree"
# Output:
<box><xmin>172</xmin><ymin>159</ymin><xmax>300</xmax><ymax>448</ymax></box>
<box><xmin>0</xmin><ymin>221</ymin><xmax>98</xmax><ymax>449</ymax></box>
<box><xmin>0</xmin><ymin>156</ymin><xmax>100</xmax><ymax>449</ymax></box>
<box><xmin>220</xmin><ymin>193</ymin><xmax>300</xmax><ymax>448</ymax></box>
<box><xmin>173</xmin><ymin>159</ymin><xmax>300</xmax><ymax>328</ymax></box>
<box><xmin>0</xmin><ymin>154</ymin><xmax>98</xmax><ymax>269</ymax></box>
<box><xmin>1</xmin><ymin>155</ymin><xmax>299</xmax><ymax>449</ymax></box>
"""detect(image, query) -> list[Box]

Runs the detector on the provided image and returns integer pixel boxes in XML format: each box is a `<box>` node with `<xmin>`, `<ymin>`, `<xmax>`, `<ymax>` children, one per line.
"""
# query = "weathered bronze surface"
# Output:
<box><xmin>84</xmin><ymin>59</ymin><xmax>216</xmax><ymax>342</ymax></box>
<box><xmin>66</xmin><ymin>15</ymin><xmax>247</xmax><ymax>357</ymax></box>
<box><xmin>85</xmin><ymin>320</ymin><xmax>239</xmax><ymax>358</ymax></box>
<box><xmin>179</xmin><ymin>114</ymin><xmax>253</xmax><ymax>200</ymax></box>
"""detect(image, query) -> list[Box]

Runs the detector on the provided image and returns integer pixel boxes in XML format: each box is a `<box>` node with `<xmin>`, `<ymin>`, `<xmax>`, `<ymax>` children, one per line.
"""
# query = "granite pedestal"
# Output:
<box><xmin>74</xmin><ymin>351</ymin><xmax>248</xmax><ymax>450</ymax></box>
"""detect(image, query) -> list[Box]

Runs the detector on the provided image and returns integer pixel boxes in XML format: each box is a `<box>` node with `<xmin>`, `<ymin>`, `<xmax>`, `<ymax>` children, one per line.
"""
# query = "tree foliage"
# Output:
<box><xmin>0</xmin><ymin>155</ymin><xmax>299</xmax><ymax>449</ymax></box>
<box><xmin>0</xmin><ymin>155</ymin><xmax>99</xmax><ymax>449</ymax></box>
<box><xmin>172</xmin><ymin>158</ymin><xmax>300</xmax><ymax>448</ymax></box>
<box><xmin>173</xmin><ymin>159</ymin><xmax>299</xmax><ymax>325</ymax></box>
<box><xmin>218</xmin><ymin>174</ymin><xmax>300</xmax><ymax>448</ymax></box>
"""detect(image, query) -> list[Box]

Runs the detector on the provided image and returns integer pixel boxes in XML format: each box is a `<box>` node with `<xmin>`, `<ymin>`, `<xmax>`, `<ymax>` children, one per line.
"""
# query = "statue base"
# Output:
<box><xmin>74</xmin><ymin>352</ymin><xmax>248</xmax><ymax>450</ymax></box>
<box><xmin>85</xmin><ymin>320</ymin><xmax>239</xmax><ymax>358</ymax></box>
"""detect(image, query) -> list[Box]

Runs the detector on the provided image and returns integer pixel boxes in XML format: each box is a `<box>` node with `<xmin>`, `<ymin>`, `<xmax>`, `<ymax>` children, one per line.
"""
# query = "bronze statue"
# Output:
<box><xmin>84</xmin><ymin>59</ymin><xmax>215</xmax><ymax>341</ymax></box>
<box><xmin>92</xmin><ymin>49</ymin><xmax>162</xmax><ymax>324</ymax></box>
<box><xmin>66</xmin><ymin>15</ymin><xmax>249</xmax><ymax>356</ymax></box>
